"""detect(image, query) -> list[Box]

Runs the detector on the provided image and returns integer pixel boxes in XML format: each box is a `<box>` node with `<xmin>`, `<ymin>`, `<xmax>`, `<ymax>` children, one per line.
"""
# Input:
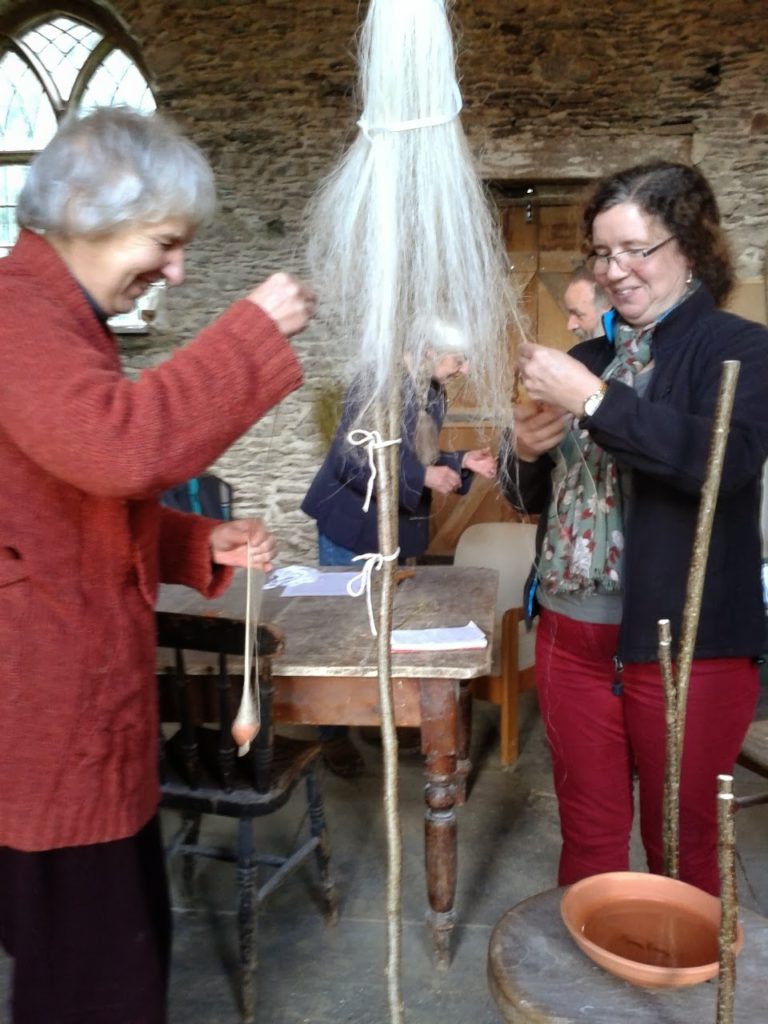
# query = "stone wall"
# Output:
<box><xmin>2</xmin><ymin>0</ymin><xmax>766</xmax><ymax>561</ymax></box>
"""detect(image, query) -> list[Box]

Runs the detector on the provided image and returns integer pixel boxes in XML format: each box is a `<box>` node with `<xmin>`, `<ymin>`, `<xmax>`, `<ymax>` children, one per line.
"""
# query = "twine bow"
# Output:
<box><xmin>347</xmin><ymin>549</ymin><xmax>401</xmax><ymax>635</ymax></box>
<box><xmin>347</xmin><ymin>428</ymin><xmax>401</xmax><ymax>512</ymax></box>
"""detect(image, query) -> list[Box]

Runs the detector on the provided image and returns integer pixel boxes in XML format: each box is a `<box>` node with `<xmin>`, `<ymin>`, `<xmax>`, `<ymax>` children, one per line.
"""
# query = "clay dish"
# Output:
<box><xmin>560</xmin><ymin>871</ymin><xmax>743</xmax><ymax>988</ymax></box>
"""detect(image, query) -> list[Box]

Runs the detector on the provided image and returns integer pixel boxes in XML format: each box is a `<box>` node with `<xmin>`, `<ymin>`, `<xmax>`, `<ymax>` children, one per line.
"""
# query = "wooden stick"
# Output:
<box><xmin>373</xmin><ymin>392</ymin><xmax>405</xmax><ymax>1024</ymax></box>
<box><xmin>658</xmin><ymin>618</ymin><xmax>678</xmax><ymax>877</ymax></box>
<box><xmin>661</xmin><ymin>361</ymin><xmax>740</xmax><ymax>881</ymax></box>
<box><xmin>716</xmin><ymin>776</ymin><xmax>737</xmax><ymax>1024</ymax></box>
<box><xmin>673</xmin><ymin>361</ymin><xmax>740</xmax><ymax>763</ymax></box>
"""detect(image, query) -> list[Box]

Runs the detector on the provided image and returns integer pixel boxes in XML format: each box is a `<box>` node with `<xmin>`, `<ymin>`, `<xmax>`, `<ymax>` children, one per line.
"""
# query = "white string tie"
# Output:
<box><xmin>357</xmin><ymin>82</ymin><xmax>463</xmax><ymax>141</ymax></box>
<box><xmin>347</xmin><ymin>428</ymin><xmax>402</xmax><ymax>512</ymax></box>
<box><xmin>347</xmin><ymin>548</ymin><xmax>401</xmax><ymax>636</ymax></box>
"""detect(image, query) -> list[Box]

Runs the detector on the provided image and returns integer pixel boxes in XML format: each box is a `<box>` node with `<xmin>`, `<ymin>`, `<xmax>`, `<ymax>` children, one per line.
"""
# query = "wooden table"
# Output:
<box><xmin>156</xmin><ymin>564</ymin><xmax>498</xmax><ymax>965</ymax></box>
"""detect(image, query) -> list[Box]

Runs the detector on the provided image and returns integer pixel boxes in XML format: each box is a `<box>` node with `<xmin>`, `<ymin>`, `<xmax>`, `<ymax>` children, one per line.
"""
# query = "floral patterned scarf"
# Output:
<box><xmin>538</xmin><ymin>321</ymin><xmax>655</xmax><ymax>596</ymax></box>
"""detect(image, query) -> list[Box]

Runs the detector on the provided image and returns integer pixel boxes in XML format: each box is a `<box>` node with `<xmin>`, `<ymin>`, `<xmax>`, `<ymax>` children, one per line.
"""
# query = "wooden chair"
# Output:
<box><xmin>454</xmin><ymin>521</ymin><xmax>538</xmax><ymax>766</ymax></box>
<box><xmin>159</xmin><ymin>472</ymin><xmax>233</xmax><ymax>519</ymax></box>
<box><xmin>156</xmin><ymin>611</ymin><xmax>337</xmax><ymax>1023</ymax></box>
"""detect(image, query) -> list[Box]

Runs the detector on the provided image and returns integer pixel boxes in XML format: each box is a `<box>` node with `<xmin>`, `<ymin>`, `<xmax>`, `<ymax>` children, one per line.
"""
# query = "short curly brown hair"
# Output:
<box><xmin>582</xmin><ymin>161</ymin><xmax>734</xmax><ymax>306</ymax></box>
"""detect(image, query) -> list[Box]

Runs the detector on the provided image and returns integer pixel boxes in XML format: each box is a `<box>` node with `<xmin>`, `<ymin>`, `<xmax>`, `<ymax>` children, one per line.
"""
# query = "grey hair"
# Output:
<box><xmin>568</xmin><ymin>263</ymin><xmax>611</xmax><ymax>311</ymax></box>
<box><xmin>17</xmin><ymin>105</ymin><xmax>217</xmax><ymax>236</ymax></box>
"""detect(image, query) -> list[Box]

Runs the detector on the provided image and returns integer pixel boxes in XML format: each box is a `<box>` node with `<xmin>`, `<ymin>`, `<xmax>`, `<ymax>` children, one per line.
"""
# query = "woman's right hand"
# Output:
<box><xmin>209</xmin><ymin>517</ymin><xmax>277</xmax><ymax>572</ymax></box>
<box><xmin>247</xmin><ymin>272</ymin><xmax>315</xmax><ymax>337</ymax></box>
<box><xmin>514</xmin><ymin>400</ymin><xmax>568</xmax><ymax>462</ymax></box>
<box><xmin>424</xmin><ymin>464</ymin><xmax>462</xmax><ymax>494</ymax></box>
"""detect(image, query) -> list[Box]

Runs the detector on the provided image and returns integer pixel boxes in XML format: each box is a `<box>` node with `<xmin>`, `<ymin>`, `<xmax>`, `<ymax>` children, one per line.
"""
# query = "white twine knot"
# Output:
<box><xmin>347</xmin><ymin>428</ymin><xmax>402</xmax><ymax>512</ymax></box>
<box><xmin>347</xmin><ymin>549</ymin><xmax>401</xmax><ymax>636</ymax></box>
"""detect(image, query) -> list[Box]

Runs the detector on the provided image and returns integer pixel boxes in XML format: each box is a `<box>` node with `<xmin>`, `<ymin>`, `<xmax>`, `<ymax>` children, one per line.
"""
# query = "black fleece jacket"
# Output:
<box><xmin>503</xmin><ymin>287</ymin><xmax>768</xmax><ymax>663</ymax></box>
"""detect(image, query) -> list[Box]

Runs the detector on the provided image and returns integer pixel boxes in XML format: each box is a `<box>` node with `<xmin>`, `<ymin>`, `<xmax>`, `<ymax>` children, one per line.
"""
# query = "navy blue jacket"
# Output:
<box><xmin>503</xmin><ymin>287</ymin><xmax>768</xmax><ymax>662</ymax></box>
<box><xmin>302</xmin><ymin>379</ymin><xmax>470</xmax><ymax>559</ymax></box>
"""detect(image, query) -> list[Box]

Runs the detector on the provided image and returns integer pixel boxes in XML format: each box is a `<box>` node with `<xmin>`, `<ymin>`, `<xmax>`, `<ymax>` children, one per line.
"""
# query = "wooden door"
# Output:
<box><xmin>505</xmin><ymin>201</ymin><xmax>586</xmax><ymax>355</ymax></box>
<box><xmin>426</xmin><ymin>191</ymin><xmax>587</xmax><ymax>558</ymax></box>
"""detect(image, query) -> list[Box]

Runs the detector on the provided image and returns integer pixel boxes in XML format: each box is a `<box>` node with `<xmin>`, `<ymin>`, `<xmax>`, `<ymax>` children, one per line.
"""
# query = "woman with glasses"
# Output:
<box><xmin>503</xmin><ymin>160</ymin><xmax>768</xmax><ymax>894</ymax></box>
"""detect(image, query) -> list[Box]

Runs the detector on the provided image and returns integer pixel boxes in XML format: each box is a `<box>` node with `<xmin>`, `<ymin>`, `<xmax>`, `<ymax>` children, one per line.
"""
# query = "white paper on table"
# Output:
<box><xmin>264</xmin><ymin>566</ymin><xmax>320</xmax><ymax>590</ymax></box>
<box><xmin>390</xmin><ymin>620</ymin><xmax>488</xmax><ymax>653</ymax></box>
<box><xmin>280</xmin><ymin>571</ymin><xmax>359</xmax><ymax>598</ymax></box>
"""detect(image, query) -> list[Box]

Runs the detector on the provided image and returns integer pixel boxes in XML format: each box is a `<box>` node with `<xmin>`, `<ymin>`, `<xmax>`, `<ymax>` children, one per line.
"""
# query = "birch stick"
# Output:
<box><xmin>673</xmin><ymin>361</ymin><xmax>740</xmax><ymax>761</ymax></box>
<box><xmin>373</xmin><ymin>394</ymin><xmax>405</xmax><ymax>1024</ymax></box>
<box><xmin>662</xmin><ymin>361</ymin><xmax>740</xmax><ymax>879</ymax></box>
<box><xmin>658</xmin><ymin>618</ymin><xmax>678</xmax><ymax>878</ymax></box>
<box><xmin>716</xmin><ymin>776</ymin><xmax>737</xmax><ymax>1024</ymax></box>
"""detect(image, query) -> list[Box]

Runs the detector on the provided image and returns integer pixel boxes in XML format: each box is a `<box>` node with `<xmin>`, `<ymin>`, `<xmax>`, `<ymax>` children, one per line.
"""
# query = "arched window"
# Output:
<box><xmin>0</xmin><ymin>6</ymin><xmax>156</xmax><ymax>259</ymax></box>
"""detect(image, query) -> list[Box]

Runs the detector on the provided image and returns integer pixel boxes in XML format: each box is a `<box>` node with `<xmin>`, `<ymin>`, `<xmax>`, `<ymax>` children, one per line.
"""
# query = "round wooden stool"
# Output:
<box><xmin>488</xmin><ymin>887</ymin><xmax>768</xmax><ymax>1023</ymax></box>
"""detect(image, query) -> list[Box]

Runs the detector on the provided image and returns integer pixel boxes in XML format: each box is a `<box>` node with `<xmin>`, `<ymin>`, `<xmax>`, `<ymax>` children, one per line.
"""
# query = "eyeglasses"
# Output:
<box><xmin>586</xmin><ymin>236</ymin><xmax>676</xmax><ymax>274</ymax></box>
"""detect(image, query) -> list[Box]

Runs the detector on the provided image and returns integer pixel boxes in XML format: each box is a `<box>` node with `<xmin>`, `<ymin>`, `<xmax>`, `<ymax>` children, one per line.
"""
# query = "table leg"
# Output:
<box><xmin>455</xmin><ymin>681</ymin><xmax>473</xmax><ymax>806</ymax></box>
<box><xmin>420</xmin><ymin>678</ymin><xmax>459</xmax><ymax>968</ymax></box>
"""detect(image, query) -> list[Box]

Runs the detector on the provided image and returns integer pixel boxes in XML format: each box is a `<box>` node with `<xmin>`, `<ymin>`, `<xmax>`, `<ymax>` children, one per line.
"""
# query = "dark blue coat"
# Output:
<box><xmin>503</xmin><ymin>286</ymin><xmax>768</xmax><ymax>662</ymax></box>
<box><xmin>302</xmin><ymin>379</ymin><xmax>470</xmax><ymax>559</ymax></box>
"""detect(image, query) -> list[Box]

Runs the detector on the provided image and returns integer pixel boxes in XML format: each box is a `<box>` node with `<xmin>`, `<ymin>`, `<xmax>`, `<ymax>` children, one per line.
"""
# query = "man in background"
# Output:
<box><xmin>563</xmin><ymin>264</ymin><xmax>611</xmax><ymax>341</ymax></box>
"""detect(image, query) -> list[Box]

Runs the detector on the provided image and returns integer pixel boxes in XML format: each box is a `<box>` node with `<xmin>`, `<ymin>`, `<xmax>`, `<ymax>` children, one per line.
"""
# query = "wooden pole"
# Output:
<box><xmin>661</xmin><ymin>361</ymin><xmax>741</xmax><ymax>880</ymax></box>
<box><xmin>373</xmin><ymin>387</ymin><xmax>405</xmax><ymax>1024</ymax></box>
<box><xmin>658</xmin><ymin>618</ymin><xmax>679</xmax><ymax>877</ymax></box>
<box><xmin>716</xmin><ymin>775</ymin><xmax>737</xmax><ymax>1024</ymax></box>
<box><xmin>674</xmin><ymin>360</ymin><xmax>740</xmax><ymax>730</ymax></box>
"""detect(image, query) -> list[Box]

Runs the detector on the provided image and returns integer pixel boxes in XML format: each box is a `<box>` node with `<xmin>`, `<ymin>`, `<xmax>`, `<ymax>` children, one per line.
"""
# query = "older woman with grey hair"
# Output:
<box><xmin>0</xmin><ymin>106</ymin><xmax>312</xmax><ymax>1023</ymax></box>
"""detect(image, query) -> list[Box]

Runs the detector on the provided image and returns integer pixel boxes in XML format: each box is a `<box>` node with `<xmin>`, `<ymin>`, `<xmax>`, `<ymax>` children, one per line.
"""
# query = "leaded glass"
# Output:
<box><xmin>0</xmin><ymin>165</ymin><xmax>28</xmax><ymax>256</ymax></box>
<box><xmin>20</xmin><ymin>16</ymin><xmax>102</xmax><ymax>103</ymax></box>
<box><xmin>81</xmin><ymin>50</ymin><xmax>156</xmax><ymax>113</ymax></box>
<box><xmin>0</xmin><ymin>51</ymin><xmax>58</xmax><ymax>151</ymax></box>
<box><xmin>1</xmin><ymin>12</ymin><xmax>158</xmax><ymax>326</ymax></box>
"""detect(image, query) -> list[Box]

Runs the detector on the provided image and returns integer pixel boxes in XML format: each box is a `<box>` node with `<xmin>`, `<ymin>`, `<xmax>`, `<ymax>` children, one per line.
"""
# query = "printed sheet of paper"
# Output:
<box><xmin>390</xmin><ymin>620</ymin><xmax>488</xmax><ymax>653</ymax></box>
<box><xmin>280</xmin><ymin>571</ymin><xmax>359</xmax><ymax>598</ymax></box>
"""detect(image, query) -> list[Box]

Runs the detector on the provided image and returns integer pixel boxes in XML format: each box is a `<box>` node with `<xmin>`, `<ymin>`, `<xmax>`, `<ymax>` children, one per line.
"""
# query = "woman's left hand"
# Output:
<box><xmin>210</xmin><ymin>518</ymin><xmax>277</xmax><ymax>572</ymax></box>
<box><xmin>518</xmin><ymin>340</ymin><xmax>604</xmax><ymax>416</ymax></box>
<box><xmin>462</xmin><ymin>447</ymin><xmax>497</xmax><ymax>479</ymax></box>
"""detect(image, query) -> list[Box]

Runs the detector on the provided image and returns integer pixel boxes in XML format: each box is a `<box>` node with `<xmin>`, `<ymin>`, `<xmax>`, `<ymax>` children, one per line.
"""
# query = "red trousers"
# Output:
<box><xmin>536</xmin><ymin>608</ymin><xmax>759</xmax><ymax>894</ymax></box>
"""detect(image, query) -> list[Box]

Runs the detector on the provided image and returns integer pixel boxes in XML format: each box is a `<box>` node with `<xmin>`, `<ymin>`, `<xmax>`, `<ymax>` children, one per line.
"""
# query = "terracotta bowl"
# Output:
<box><xmin>560</xmin><ymin>871</ymin><xmax>743</xmax><ymax>988</ymax></box>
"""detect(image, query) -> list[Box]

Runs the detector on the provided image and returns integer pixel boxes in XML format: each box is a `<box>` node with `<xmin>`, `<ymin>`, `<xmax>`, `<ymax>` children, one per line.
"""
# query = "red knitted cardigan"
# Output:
<box><xmin>0</xmin><ymin>230</ymin><xmax>303</xmax><ymax>851</ymax></box>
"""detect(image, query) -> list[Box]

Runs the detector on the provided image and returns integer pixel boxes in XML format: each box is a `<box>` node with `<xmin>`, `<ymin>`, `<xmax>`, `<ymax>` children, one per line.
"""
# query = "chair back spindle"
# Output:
<box><xmin>216</xmin><ymin>651</ymin><xmax>237</xmax><ymax>791</ymax></box>
<box><xmin>155</xmin><ymin>607</ymin><xmax>337</xmax><ymax>1021</ymax></box>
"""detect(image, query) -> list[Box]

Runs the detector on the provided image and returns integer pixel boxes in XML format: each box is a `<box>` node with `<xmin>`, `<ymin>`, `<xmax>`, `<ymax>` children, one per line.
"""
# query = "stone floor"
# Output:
<box><xmin>1</xmin><ymin>691</ymin><xmax>767</xmax><ymax>1024</ymax></box>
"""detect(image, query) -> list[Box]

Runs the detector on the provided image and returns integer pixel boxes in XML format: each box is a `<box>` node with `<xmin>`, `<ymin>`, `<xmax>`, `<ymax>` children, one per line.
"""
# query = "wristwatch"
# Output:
<box><xmin>582</xmin><ymin>382</ymin><xmax>608</xmax><ymax>418</ymax></box>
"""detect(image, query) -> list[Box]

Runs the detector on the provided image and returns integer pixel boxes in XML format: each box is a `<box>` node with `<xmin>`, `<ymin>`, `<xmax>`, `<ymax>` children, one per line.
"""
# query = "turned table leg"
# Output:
<box><xmin>455</xmin><ymin>680</ymin><xmax>473</xmax><ymax>805</ymax></box>
<box><xmin>420</xmin><ymin>677</ymin><xmax>459</xmax><ymax>968</ymax></box>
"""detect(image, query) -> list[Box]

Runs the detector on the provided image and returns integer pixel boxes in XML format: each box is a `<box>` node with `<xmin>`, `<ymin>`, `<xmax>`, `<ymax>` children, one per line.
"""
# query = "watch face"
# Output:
<box><xmin>584</xmin><ymin>393</ymin><xmax>602</xmax><ymax>417</ymax></box>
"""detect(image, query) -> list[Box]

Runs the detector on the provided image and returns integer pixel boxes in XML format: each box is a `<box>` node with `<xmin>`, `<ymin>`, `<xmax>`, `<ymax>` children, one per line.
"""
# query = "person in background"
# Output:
<box><xmin>302</xmin><ymin>326</ymin><xmax>497</xmax><ymax>776</ymax></box>
<box><xmin>563</xmin><ymin>263</ymin><xmax>612</xmax><ymax>341</ymax></box>
<box><xmin>503</xmin><ymin>160</ymin><xmax>768</xmax><ymax>895</ymax></box>
<box><xmin>0</xmin><ymin>106</ymin><xmax>313</xmax><ymax>1024</ymax></box>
